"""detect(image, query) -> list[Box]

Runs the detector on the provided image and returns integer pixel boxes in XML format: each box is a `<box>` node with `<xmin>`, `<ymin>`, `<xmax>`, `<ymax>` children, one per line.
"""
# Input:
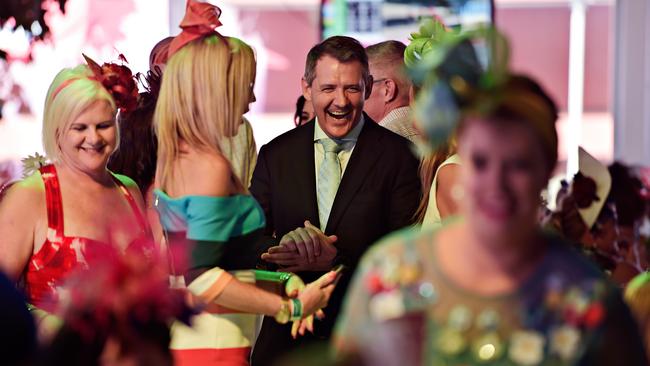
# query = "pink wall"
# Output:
<box><xmin>235</xmin><ymin>4</ymin><xmax>613</xmax><ymax>114</ymax></box>
<box><xmin>584</xmin><ymin>5</ymin><xmax>612</xmax><ymax>111</ymax></box>
<box><xmin>496</xmin><ymin>7</ymin><xmax>570</xmax><ymax>110</ymax></box>
<box><xmin>240</xmin><ymin>10</ymin><xmax>319</xmax><ymax>113</ymax></box>
<box><xmin>496</xmin><ymin>5</ymin><xmax>612</xmax><ymax>112</ymax></box>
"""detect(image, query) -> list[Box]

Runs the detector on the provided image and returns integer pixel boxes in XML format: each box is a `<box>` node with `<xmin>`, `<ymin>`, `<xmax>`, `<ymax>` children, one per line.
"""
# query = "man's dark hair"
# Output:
<box><xmin>294</xmin><ymin>95</ymin><xmax>306</xmax><ymax>126</ymax></box>
<box><xmin>303</xmin><ymin>36</ymin><xmax>370</xmax><ymax>85</ymax></box>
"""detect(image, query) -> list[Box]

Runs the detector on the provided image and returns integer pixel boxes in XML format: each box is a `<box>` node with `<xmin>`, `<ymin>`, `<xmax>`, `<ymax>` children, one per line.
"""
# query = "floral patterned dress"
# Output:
<box><xmin>334</xmin><ymin>227</ymin><xmax>647</xmax><ymax>366</ymax></box>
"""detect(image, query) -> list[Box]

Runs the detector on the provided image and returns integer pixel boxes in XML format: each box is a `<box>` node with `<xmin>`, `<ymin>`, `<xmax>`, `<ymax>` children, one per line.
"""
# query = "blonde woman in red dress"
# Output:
<box><xmin>0</xmin><ymin>58</ymin><xmax>152</xmax><ymax>339</ymax></box>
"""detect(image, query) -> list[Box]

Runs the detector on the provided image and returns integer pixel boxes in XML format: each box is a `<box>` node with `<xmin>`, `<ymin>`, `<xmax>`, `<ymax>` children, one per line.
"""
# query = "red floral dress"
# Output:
<box><xmin>24</xmin><ymin>164</ymin><xmax>153</xmax><ymax>312</ymax></box>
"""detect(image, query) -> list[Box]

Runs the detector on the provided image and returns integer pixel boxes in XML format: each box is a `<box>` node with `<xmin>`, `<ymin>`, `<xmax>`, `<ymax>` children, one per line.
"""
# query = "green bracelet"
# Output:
<box><xmin>253</xmin><ymin>270</ymin><xmax>293</xmax><ymax>283</ymax></box>
<box><xmin>290</xmin><ymin>298</ymin><xmax>302</xmax><ymax>320</ymax></box>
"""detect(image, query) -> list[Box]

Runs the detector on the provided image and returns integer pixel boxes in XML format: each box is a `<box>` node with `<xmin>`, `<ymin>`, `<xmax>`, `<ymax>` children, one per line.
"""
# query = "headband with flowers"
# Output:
<box><xmin>51</xmin><ymin>54</ymin><xmax>139</xmax><ymax>114</ymax></box>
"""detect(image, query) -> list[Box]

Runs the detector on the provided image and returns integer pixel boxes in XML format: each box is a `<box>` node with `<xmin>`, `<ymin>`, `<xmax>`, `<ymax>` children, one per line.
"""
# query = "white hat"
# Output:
<box><xmin>576</xmin><ymin>147</ymin><xmax>611</xmax><ymax>228</ymax></box>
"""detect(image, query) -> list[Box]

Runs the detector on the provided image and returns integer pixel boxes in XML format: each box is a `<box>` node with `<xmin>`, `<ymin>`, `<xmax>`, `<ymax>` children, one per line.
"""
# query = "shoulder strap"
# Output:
<box><xmin>39</xmin><ymin>165</ymin><xmax>65</xmax><ymax>235</ymax></box>
<box><xmin>0</xmin><ymin>181</ymin><xmax>16</xmax><ymax>202</ymax></box>
<box><xmin>438</xmin><ymin>154</ymin><xmax>461</xmax><ymax>170</ymax></box>
<box><xmin>111</xmin><ymin>175</ymin><xmax>150</xmax><ymax>235</ymax></box>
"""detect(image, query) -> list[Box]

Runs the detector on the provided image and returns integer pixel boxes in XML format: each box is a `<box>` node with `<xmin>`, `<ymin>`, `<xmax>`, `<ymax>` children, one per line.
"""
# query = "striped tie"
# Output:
<box><xmin>317</xmin><ymin>138</ymin><xmax>344</xmax><ymax>230</ymax></box>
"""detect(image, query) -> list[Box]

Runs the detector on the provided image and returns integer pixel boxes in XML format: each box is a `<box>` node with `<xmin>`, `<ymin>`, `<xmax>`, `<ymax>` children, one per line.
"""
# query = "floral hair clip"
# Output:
<box><xmin>82</xmin><ymin>53</ymin><xmax>139</xmax><ymax>114</ymax></box>
<box><xmin>21</xmin><ymin>152</ymin><xmax>48</xmax><ymax>178</ymax></box>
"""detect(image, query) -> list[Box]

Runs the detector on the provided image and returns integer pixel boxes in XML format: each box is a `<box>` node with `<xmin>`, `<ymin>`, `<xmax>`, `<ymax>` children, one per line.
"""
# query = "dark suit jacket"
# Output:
<box><xmin>249</xmin><ymin>115</ymin><xmax>421</xmax><ymax>365</ymax></box>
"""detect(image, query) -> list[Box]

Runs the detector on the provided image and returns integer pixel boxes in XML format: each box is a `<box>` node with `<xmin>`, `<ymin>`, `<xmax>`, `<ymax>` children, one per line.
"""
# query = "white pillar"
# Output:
<box><xmin>566</xmin><ymin>0</ymin><xmax>587</xmax><ymax>176</ymax></box>
<box><xmin>613</xmin><ymin>0</ymin><xmax>650</xmax><ymax>166</ymax></box>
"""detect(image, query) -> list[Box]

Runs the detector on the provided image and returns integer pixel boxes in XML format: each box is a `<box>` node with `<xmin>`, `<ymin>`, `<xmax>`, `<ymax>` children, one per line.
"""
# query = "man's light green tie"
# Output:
<box><xmin>317</xmin><ymin>138</ymin><xmax>344</xmax><ymax>231</ymax></box>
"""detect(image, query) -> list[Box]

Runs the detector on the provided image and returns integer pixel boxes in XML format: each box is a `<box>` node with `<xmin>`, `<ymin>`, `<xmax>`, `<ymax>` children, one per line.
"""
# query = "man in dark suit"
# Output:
<box><xmin>250</xmin><ymin>36</ymin><xmax>421</xmax><ymax>365</ymax></box>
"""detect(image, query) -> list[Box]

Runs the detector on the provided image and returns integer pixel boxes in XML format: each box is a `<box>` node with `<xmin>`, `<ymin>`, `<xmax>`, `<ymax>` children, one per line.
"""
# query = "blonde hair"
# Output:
<box><xmin>413</xmin><ymin>139</ymin><xmax>457</xmax><ymax>224</ymax></box>
<box><xmin>42</xmin><ymin>65</ymin><xmax>117</xmax><ymax>163</ymax></box>
<box><xmin>154</xmin><ymin>35</ymin><xmax>256</xmax><ymax>189</ymax></box>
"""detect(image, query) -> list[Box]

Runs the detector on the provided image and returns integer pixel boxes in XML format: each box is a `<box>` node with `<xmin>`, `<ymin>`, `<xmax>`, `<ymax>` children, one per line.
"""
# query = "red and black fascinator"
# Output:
<box><xmin>82</xmin><ymin>54</ymin><xmax>139</xmax><ymax>114</ymax></box>
<box><xmin>50</xmin><ymin>54</ymin><xmax>140</xmax><ymax>114</ymax></box>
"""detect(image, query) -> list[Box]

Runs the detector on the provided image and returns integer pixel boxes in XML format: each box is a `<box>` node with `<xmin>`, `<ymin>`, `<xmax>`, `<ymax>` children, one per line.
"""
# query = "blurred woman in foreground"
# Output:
<box><xmin>334</xmin><ymin>29</ymin><xmax>647</xmax><ymax>365</ymax></box>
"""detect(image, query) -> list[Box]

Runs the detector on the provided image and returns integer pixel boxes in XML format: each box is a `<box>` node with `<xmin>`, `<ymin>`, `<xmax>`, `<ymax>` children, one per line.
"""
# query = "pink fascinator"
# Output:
<box><xmin>167</xmin><ymin>0</ymin><xmax>223</xmax><ymax>59</ymax></box>
<box><xmin>149</xmin><ymin>37</ymin><xmax>174</xmax><ymax>70</ymax></box>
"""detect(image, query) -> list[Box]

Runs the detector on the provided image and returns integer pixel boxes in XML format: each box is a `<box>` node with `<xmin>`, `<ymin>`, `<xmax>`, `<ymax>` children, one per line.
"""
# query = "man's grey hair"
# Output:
<box><xmin>365</xmin><ymin>40</ymin><xmax>409</xmax><ymax>86</ymax></box>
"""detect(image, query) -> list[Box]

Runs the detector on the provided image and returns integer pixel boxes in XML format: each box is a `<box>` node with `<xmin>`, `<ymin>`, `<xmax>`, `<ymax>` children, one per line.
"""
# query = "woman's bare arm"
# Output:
<box><xmin>0</xmin><ymin>176</ymin><xmax>44</xmax><ymax>280</ymax></box>
<box><xmin>436</xmin><ymin>163</ymin><xmax>461</xmax><ymax>219</ymax></box>
<box><xmin>219</xmin><ymin>271</ymin><xmax>336</xmax><ymax>317</ymax></box>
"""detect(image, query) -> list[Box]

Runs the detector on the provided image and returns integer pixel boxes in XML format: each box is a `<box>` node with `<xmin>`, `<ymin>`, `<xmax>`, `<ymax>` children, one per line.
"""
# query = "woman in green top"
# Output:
<box><xmin>333</xmin><ymin>30</ymin><xmax>647</xmax><ymax>365</ymax></box>
<box><xmin>152</xmin><ymin>2</ymin><xmax>337</xmax><ymax>365</ymax></box>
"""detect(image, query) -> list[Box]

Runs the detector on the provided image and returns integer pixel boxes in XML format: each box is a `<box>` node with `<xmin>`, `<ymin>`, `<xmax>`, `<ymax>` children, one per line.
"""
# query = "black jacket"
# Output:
<box><xmin>250</xmin><ymin>115</ymin><xmax>421</xmax><ymax>365</ymax></box>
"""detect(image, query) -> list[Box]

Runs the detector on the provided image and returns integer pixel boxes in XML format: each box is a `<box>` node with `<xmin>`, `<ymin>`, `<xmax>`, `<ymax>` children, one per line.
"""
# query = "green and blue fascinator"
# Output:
<box><xmin>406</xmin><ymin>19</ymin><xmax>510</xmax><ymax>149</ymax></box>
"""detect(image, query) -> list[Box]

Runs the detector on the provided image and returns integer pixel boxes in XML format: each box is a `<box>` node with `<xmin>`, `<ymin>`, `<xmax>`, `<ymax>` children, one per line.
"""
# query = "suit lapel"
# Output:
<box><xmin>295</xmin><ymin>121</ymin><xmax>320</xmax><ymax>226</ymax></box>
<box><xmin>325</xmin><ymin>118</ymin><xmax>384</xmax><ymax>234</ymax></box>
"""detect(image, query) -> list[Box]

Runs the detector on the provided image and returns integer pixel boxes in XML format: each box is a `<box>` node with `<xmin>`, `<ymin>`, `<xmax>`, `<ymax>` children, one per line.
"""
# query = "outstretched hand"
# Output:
<box><xmin>291</xmin><ymin>270</ymin><xmax>338</xmax><ymax>338</ymax></box>
<box><xmin>262</xmin><ymin>220</ymin><xmax>338</xmax><ymax>272</ymax></box>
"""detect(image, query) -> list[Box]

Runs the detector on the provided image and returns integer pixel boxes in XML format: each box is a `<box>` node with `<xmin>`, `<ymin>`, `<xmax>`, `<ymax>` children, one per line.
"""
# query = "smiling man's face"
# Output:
<box><xmin>302</xmin><ymin>55</ymin><xmax>370</xmax><ymax>138</ymax></box>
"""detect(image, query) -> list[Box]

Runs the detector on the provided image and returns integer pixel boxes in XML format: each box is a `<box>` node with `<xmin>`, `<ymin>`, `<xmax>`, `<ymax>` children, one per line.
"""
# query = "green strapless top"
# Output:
<box><xmin>153</xmin><ymin>189</ymin><xmax>266</xmax><ymax>242</ymax></box>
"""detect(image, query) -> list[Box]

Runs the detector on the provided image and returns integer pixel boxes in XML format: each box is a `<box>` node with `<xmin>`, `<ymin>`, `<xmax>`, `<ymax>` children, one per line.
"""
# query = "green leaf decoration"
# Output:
<box><xmin>409</xmin><ymin>26</ymin><xmax>513</xmax><ymax>151</ymax></box>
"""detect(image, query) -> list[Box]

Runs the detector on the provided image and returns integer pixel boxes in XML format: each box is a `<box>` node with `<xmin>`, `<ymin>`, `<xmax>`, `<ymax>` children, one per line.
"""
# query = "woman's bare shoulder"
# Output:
<box><xmin>1</xmin><ymin>172</ymin><xmax>45</xmax><ymax>205</ymax></box>
<box><xmin>178</xmin><ymin>151</ymin><xmax>233</xmax><ymax>197</ymax></box>
<box><xmin>437</xmin><ymin>163</ymin><xmax>460</xmax><ymax>184</ymax></box>
<box><xmin>0</xmin><ymin>171</ymin><xmax>45</xmax><ymax>226</ymax></box>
